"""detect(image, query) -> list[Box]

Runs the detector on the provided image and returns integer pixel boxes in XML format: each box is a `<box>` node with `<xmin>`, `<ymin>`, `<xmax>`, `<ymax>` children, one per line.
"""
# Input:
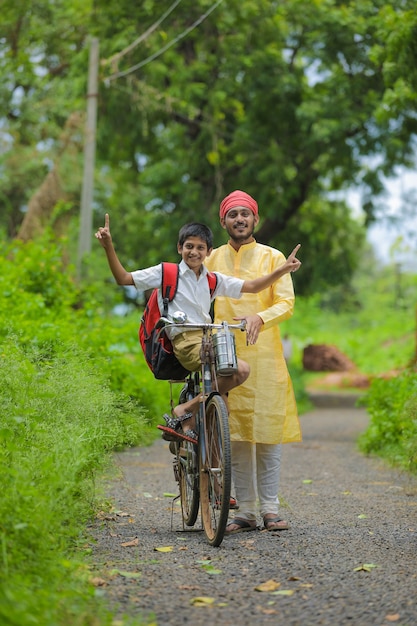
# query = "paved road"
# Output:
<box><xmin>91</xmin><ymin>406</ymin><xmax>417</xmax><ymax>625</ymax></box>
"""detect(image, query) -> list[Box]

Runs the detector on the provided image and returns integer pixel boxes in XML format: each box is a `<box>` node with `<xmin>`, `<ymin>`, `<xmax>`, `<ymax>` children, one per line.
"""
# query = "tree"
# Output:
<box><xmin>1</xmin><ymin>0</ymin><xmax>416</xmax><ymax>294</ymax></box>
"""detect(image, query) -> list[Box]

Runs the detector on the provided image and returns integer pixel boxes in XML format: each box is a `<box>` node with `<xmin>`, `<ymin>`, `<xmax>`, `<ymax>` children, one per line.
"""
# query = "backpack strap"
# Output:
<box><xmin>207</xmin><ymin>271</ymin><xmax>218</xmax><ymax>297</ymax></box>
<box><xmin>161</xmin><ymin>262</ymin><xmax>179</xmax><ymax>317</ymax></box>
<box><xmin>160</xmin><ymin>264</ymin><xmax>217</xmax><ymax>317</ymax></box>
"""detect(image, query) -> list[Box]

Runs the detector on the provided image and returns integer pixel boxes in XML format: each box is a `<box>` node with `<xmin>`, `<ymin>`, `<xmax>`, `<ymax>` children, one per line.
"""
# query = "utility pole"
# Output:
<box><xmin>77</xmin><ymin>37</ymin><xmax>99</xmax><ymax>279</ymax></box>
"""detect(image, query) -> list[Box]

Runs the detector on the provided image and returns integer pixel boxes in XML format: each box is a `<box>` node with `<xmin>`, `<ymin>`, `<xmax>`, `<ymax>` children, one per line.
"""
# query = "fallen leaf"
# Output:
<box><xmin>154</xmin><ymin>546</ymin><xmax>174</xmax><ymax>552</ymax></box>
<box><xmin>143</xmin><ymin>492</ymin><xmax>153</xmax><ymax>498</ymax></box>
<box><xmin>255</xmin><ymin>579</ymin><xmax>281</xmax><ymax>592</ymax></box>
<box><xmin>357</xmin><ymin>514</ymin><xmax>368</xmax><ymax>519</ymax></box>
<box><xmin>271</xmin><ymin>589</ymin><xmax>295</xmax><ymax>596</ymax></box>
<box><xmin>110</xmin><ymin>569</ymin><xmax>141</xmax><ymax>579</ymax></box>
<box><xmin>200</xmin><ymin>564</ymin><xmax>222</xmax><ymax>575</ymax></box>
<box><xmin>342</xmin><ymin>490</ymin><xmax>352</xmax><ymax>495</ymax></box>
<box><xmin>90</xmin><ymin>577</ymin><xmax>107</xmax><ymax>586</ymax></box>
<box><xmin>163</xmin><ymin>492</ymin><xmax>177</xmax><ymax>497</ymax></box>
<box><xmin>190</xmin><ymin>596</ymin><xmax>215</xmax><ymax>606</ymax></box>
<box><xmin>288</xmin><ymin>576</ymin><xmax>301</xmax><ymax>581</ymax></box>
<box><xmin>353</xmin><ymin>563</ymin><xmax>377</xmax><ymax>572</ymax></box>
<box><xmin>121</xmin><ymin>538</ymin><xmax>139</xmax><ymax>547</ymax></box>
<box><xmin>385</xmin><ymin>614</ymin><xmax>400</xmax><ymax>622</ymax></box>
<box><xmin>115</xmin><ymin>510</ymin><xmax>130</xmax><ymax>517</ymax></box>
<box><xmin>302</xmin><ymin>479</ymin><xmax>313</xmax><ymax>484</ymax></box>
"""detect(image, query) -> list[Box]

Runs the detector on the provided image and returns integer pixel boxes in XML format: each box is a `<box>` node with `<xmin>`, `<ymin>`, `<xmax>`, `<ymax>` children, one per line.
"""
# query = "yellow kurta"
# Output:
<box><xmin>206</xmin><ymin>240</ymin><xmax>302</xmax><ymax>445</ymax></box>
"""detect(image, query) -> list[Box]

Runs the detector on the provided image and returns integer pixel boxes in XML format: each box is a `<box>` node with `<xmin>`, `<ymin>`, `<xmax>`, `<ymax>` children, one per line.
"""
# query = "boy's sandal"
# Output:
<box><xmin>263</xmin><ymin>516</ymin><xmax>290</xmax><ymax>531</ymax></box>
<box><xmin>225</xmin><ymin>518</ymin><xmax>258</xmax><ymax>535</ymax></box>
<box><xmin>181</xmin><ymin>429</ymin><xmax>198</xmax><ymax>443</ymax></box>
<box><xmin>161</xmin><ymin>411</ymin><xmax>193</xmax><ymax>431</ymax></box>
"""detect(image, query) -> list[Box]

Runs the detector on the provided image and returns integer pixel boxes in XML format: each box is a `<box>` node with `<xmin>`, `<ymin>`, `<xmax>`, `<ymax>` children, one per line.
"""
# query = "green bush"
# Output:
<box><xmin>0</xmin><ymin>236</ymin><xmax>169</xmax><ymax>426</ymax></box>
<box><xmin>0</xmin><ymin>338</ymin><xmax>148</xmax><ymax>625</ymax></box>
<box><xmin>0</xmin><ymin>235</ymin><xmax>166</xmax><ymax>624</ymax></box>
<box><xmin>358</xmin><ymin>369</ymin><xmax>417</xmax><ymax>473</ymax></box>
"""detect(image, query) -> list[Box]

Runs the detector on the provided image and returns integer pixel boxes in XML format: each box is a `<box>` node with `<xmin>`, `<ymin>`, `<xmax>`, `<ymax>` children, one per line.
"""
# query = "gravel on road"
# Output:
<box><xmin>90</xmin><ymin>406</ymin><xmax>417</xmax><ymax>626</ymax></box>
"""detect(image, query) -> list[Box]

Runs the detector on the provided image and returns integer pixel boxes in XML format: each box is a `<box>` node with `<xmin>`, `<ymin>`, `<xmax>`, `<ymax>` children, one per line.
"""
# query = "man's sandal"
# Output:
<box><xmin>263</xmin><ymin>516</ymin><xmax>290</xmax><ymax>531</ymax></box>
<box><xmin>225</xmin><ymin>518</ymin><xmax>258</xmax><ymax>535</ymax></box>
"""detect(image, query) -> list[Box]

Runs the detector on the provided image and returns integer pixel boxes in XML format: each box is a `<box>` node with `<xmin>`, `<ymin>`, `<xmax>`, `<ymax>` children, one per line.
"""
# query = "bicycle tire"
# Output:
<box><xmin>177</xmin><ymin>440</ymin><xmax>200</xmax><ymax>526</ymax></box>
<box><xmin>177</xmin><ymin>376</ymin><xmax>200</xmax><ymax>527</ymax></box>
<box><xmin>199</xmin><ymin>394</ymin><xmax>231</xmax><ymax>547</ymax></box>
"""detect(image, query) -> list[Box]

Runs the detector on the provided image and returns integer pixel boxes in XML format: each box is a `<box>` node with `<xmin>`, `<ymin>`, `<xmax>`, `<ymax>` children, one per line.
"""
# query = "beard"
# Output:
<box><xmin>226</xmin><ymin>223</ymin><xmax>255</xmax><ymax>244</ymax></box>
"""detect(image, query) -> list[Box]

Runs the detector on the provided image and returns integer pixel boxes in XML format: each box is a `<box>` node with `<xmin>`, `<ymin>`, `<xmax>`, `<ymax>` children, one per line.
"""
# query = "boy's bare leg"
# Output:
<box><xmin>174</xmin><ymin>358</ymin><xmax>250</xmax><ymax>432</ymax></box>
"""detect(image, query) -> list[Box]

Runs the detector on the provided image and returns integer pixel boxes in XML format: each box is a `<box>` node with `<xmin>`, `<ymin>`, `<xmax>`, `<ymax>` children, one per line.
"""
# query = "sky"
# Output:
<box><xmin>346</xmin><ymin>167</ymin><xmax>417</xmax><ymax>268</ymax></box>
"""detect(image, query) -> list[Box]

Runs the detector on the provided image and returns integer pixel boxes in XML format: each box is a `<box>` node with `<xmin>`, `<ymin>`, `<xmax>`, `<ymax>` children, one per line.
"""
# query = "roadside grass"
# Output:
<box><xmin>0</xmin><ymin>237</ymin><xmax>161</xmax><ymax>625</ymax></box>
<box><xmin>0</xmin><ymin>337</ymin><xmax>150</xmax><ymax>626</ymax></box>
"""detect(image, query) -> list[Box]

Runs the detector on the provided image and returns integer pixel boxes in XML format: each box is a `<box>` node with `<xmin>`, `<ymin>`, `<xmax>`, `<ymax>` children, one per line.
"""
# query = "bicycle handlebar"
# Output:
<box><xmin>155</xmin><ymin>317</ymin><xmax>247</xmax><ymax>332</ymax></box>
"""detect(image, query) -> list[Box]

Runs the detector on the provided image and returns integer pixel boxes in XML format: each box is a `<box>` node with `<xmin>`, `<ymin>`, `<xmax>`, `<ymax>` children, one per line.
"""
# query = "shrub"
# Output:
<box><xmin>358</xmin><ymin>369</ymin><xmax>417</xmax><ymax>473</ymax></box>
<box><xmin>0</xmin><ymin>337</ymin><xmax>148</xmax><ymax>625</ymax></box>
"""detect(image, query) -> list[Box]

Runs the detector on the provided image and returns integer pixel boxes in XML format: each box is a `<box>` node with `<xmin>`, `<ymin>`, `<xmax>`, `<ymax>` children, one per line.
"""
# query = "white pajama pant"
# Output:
<box><xmin>231</xmin><ymin>440</ymin><xmax>282</xmax><ymax>521</ymax></box>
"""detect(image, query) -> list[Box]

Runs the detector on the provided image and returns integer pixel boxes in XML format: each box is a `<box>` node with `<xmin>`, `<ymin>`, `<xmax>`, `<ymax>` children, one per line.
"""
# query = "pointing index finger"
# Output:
<box><xmin>105</xmin><ymin>213</ymin><xmax>109</xmax><ymax>229</ymax></box>
<box><xmin>289</xmin><ymin>243</ymin><xmax>301</xmax><ymax>258</ymax></box>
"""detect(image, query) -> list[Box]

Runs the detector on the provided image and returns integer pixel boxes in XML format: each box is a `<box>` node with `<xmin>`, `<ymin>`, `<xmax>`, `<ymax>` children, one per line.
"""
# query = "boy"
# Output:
<box><xmin>95</xmin><ymin>214</ymin><xmax>301</xmax><ymax>443</ymax></box>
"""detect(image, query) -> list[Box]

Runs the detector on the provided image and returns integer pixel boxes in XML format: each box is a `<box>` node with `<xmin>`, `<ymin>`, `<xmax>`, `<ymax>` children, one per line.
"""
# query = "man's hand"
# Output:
<box><xmin>234</xmin><ymin>314</ymin><xmax>264</xmax><ymax>345</ymax></box>
<box><xmin>285</xmin><ymin>244</ymin><xmax>301</xmax><ymax>273</ymax></box>
<box><xmin>95</xmin><ymin>213</ymin><xmax>112</xmax><ymax>248</ymax></box>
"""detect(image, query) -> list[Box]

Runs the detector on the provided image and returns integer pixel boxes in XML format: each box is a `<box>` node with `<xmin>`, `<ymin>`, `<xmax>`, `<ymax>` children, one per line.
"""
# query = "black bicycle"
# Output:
<box><xmin>159</xmin><ymin>314</ymin><xmax>246</xmax><ymax>547</ymax></box>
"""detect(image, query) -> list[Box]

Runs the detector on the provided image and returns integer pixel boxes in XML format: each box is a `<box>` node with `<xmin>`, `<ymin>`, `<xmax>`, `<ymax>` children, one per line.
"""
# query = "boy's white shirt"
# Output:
<box><xmin>131</xmin><ymin>260</ymin><xmax>243</xmax><ymax>339</ymax></box>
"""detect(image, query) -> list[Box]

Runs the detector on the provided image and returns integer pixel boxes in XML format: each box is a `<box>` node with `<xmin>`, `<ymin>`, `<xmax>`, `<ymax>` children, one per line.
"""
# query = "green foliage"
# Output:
<box><xmin>0</xmin><ymin>235</ymin><xmax>167</xmax><ymax>624</ymax></box>
<box><xmin>285</xmin><ymin>263</ymin><xmax>416</xmax><ymax>375</ymax></box>
<box><xmin>2</xmin><ymin>0</ymin><xmax>417</xmax><ymax>295</ymax></box>
<box><xmin>0</xmin><ymin>235</ymin><xmax>169</xmax><ymax>425</ymax></box>
<box><xmin>358</xmin><ymin>369</ymin><xmax>417</xmax><ymax>473</ymax></box>
<box><xmin>0</xmin><ymin>339</ymin><xmax>147</xmax><ymax>625</ymax></box>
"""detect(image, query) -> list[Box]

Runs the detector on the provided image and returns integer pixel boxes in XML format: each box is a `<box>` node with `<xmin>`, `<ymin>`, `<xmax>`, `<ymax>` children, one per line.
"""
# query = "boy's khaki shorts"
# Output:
<box><xmin>172</xmin><ymin>330</ymin><xmax>203</xmax><ymax>372</ymax></box>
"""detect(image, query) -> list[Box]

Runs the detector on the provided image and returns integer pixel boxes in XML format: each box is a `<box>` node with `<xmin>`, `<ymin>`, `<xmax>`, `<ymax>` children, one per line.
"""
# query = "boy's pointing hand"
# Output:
<box><xmin>95</xmin><ymin>213</ymin><xmax>112</xmax><ymax>247</ymax></box>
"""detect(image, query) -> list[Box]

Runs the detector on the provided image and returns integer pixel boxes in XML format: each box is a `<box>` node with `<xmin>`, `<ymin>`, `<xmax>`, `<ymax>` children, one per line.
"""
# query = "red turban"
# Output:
<box><xmin>219</xmin><ymin>190</ymin><xmax>258</xmax><ymax>219</ymax></box>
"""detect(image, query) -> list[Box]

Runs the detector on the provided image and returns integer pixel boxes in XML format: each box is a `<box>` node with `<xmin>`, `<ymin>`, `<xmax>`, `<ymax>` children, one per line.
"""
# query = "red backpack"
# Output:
<box><xmin>139</xmin><ymin>263</ymin><xmax>218</xmax><ymax>380</ymax></box>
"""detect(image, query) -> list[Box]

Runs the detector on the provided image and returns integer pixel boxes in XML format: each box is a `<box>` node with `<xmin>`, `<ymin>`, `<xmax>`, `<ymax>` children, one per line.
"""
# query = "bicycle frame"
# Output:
<box><xmin>161</xmin><ymin>316</ymin><xmax>246</xmax><ymax>546</ymax></box>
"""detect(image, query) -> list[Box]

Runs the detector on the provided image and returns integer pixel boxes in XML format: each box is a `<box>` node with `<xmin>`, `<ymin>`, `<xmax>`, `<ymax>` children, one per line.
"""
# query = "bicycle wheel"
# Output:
<box><xmin>177</xmin><ymin>440</ymin><xmax>200</xmax><ymax>526</ymax></box>
<box><xmin>176</xmin><ymin>376</ymin><xmax>200</xmax><ymax>527</ymax></box>
<box><xmin>199</xmin><ymin>394</ymin><xmax>231</xmax><ymax>546</ymax></box>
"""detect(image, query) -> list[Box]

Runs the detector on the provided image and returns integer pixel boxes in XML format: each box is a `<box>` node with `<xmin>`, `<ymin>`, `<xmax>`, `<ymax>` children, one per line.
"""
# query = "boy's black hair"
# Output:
<box><xmin>178</xmin><ymin>223</ymin><xmax>213</xmax><ymax>249</ymax></box>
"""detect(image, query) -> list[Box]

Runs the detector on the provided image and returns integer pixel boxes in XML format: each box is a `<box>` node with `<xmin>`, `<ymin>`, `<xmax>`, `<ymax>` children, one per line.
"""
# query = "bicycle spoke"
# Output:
<box><xmin>174</xmin><ymin>376</ymin><xmax>200</xmax><ymax>527</ymax></box>
<box><xmin>200</xmin><ymin>395</ymin><xmax>231</xmax><ymax>546</ymax></box>
<box><xmin>176</xmin><ymin>439</ymin><xmax>200</xmax><ymax>527</ymax></box>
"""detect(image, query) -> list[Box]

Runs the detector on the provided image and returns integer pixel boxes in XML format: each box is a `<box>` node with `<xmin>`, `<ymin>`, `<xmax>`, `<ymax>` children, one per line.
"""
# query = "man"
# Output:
<box><xmin>205</xmin><ymin>190</ymin><xmax>302</xmax><ymax>533</ymax></box>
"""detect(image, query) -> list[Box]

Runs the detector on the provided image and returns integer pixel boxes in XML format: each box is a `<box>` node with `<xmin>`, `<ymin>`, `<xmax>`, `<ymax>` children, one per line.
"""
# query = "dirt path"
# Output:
<box><xmin>91</xmin><ymin>406</ymin><xmax>417</xmax><ymax>625</ymax></box>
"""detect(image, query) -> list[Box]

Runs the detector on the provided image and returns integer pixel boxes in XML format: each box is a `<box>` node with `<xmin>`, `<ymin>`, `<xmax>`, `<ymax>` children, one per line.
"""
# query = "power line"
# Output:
<box><xmin>102</xmin><ymin>0</ymin><xmax>183</xmax><ymax>68</ymax></box>
<box><xmin>104</xmin><ymin>0</ymin><xmax>224</xmax><ymax>83</ymax></box>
